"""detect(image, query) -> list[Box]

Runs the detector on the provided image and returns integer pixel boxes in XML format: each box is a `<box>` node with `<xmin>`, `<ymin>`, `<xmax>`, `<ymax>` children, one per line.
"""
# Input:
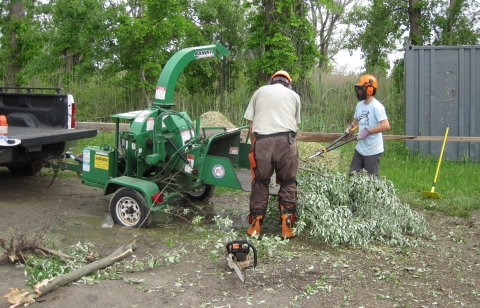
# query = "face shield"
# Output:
<box><xmin>354</xmin><ymin>85</ymin><xmax>367</xmax><ymax>100</ymax></box>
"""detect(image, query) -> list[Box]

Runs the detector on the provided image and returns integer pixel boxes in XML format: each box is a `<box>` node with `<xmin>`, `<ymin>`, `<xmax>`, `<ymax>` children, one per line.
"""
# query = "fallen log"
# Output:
<box><xmin>34</xmin><ymin>242</ymin><xmax>137</xmax><ymax>296</ymax></box>
<box><xmin>2</xmin><ymin>242</ymin><xmax>136</xmax><ymax>307</ymax></box>
<box><xmin>296</xmin><ymin>132</ymin><xmax>480</xmax><ymax>143</ymax></box>
<box><xmin>77</xmin><ymin>122</ymin><xmax>480</xmax><ymax>143</ymax></box>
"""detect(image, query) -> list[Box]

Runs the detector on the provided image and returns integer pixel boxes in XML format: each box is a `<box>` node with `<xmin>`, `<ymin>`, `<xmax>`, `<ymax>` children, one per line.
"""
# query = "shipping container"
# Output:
<box><xmin>404</xmin><ymin>45</ymin><xmax>480</xmax><ymax>161</ymax></box>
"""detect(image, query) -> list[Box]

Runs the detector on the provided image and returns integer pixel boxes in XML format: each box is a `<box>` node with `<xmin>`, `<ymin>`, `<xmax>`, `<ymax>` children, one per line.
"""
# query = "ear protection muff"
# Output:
<box><xmin>365</xmin><ymin>78</ymin><xmax>375</xmax><ymax>96</ymax></box>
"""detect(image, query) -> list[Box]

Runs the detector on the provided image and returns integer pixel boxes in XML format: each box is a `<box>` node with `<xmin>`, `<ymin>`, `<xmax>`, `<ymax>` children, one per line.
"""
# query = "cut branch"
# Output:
<box><xmin>2</xmin><ymin>242</ymin><xmax>137</xmax><ymax>307</ymax></box>
<box><xmin>34</xmin><ymin>242</ymin><xmax>137</xmax><ymax>296</ymax></box>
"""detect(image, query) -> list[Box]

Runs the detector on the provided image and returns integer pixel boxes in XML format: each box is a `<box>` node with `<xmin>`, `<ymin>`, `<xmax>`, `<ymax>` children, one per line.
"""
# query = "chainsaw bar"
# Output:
<box><xmin>227</xmin><ymin>253</ymin><xmax>245</xmax><ymax>282</ymax></box>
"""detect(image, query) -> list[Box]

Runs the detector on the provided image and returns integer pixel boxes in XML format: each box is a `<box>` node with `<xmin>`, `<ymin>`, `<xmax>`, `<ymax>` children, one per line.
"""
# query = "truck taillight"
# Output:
<box><xmin>71</xmin><ymin>103</ymin><xmax>76</xmax><ymax>128</ymax></box>
<box><xmin>151</xmin><ymin>192</ymin><xmax>164</xmax><ymax>204</ymax></box>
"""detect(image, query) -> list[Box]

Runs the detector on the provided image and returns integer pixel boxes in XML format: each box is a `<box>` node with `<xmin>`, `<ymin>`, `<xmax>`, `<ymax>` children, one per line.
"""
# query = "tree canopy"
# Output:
<box><xmin>1</xmin><ymin>0</ymin><xmax>478</xmax><ymax>104</ymax></box>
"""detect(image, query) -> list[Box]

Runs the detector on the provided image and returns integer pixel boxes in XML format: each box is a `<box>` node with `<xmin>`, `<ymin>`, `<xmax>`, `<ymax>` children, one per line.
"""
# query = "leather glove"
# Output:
<box><xmin>344</xmin><ymin>124</ymin><xmax>353</xmax><ymax>135</ymax></box>
<box><xmin>357</xmin><ymin>128</ymin><xmax>371</xmax><ymax>140</ymax></box>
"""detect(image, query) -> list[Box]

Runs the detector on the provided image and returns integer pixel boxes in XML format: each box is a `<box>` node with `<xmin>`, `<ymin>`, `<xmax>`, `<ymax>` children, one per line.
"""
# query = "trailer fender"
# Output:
<box><xmin>105</xmin><ymin>176</ymin><xmax>160</xmax><ymax>207</ymax></box>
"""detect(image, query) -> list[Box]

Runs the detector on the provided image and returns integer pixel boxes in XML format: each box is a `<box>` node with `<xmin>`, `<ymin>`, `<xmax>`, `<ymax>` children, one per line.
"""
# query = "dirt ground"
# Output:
<box><xmin>1</xmin><ymin>168</ymin><xmax>480</xmax><ymax>308</ymax></box>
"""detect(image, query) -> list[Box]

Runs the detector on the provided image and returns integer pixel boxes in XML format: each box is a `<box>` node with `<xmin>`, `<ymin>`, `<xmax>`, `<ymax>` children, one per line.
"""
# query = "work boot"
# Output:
<box><xmin>247</xmin><ymin>214</ymin><xmax>263</xmax><ymax>237</ymax></box>
<box><xmin>279</xmin><ymin>205</ymin><xmax>296</xmax><ymax>239</ymax></box>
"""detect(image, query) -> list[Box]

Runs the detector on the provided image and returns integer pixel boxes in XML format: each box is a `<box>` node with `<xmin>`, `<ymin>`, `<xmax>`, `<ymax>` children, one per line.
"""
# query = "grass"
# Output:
<box><xmin>334</xmin><ymin>140</ymin><xmax>480</xmax><ymax>218</ymax></box>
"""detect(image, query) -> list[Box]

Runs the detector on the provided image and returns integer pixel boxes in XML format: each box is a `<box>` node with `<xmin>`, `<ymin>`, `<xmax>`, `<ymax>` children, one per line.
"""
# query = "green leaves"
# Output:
<box><xmin>297</xmin><ymin>165</ymin><xmax>429</xmax><ymax>247</ymax></box>
<box><xmin>246</xmin><ymin>0</ymin><xmax>318</xmax><ymax>87</ymax></box>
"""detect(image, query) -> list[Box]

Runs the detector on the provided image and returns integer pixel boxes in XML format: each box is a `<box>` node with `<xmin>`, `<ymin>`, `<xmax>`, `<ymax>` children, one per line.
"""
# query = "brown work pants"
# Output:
<box><xmin>249</xmin><ymin>135</ymin><xmax>299</xmax><ymax>215</ymax></box>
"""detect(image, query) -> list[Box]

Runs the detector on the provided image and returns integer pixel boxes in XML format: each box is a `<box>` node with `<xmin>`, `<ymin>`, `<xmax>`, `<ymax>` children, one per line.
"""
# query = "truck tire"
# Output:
<box><xmin>185</xmin><ymin>184</ymin><xmax>216</xmax><ymax>202</ymax></box>
<box><xmin>110</xmin><ymin>188</ymin><xmax>153</xmax><ymax>228</ymax></box>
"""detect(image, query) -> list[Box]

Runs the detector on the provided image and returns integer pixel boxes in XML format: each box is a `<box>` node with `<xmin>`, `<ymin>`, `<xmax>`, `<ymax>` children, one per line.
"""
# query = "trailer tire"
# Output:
<box><xmin>110</xmin><ymin>187</ymin><xmax>153</xmax><ymax>228</ymax></box>
<box><xmin>185</xmin><ymin>184</ymin><xmax>215</xmax><ymax>202</ymax></box>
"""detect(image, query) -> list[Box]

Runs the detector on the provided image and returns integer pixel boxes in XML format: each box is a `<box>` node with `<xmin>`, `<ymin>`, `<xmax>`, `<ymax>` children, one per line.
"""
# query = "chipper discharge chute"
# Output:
<box><xmin>61</xmin><ymin>44</ymin><xmax>254</xmax><ymax>228</ymax></box>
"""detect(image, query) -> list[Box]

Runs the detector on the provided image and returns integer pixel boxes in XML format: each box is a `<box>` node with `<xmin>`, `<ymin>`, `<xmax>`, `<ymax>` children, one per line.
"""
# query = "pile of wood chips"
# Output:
<box><xmin>199</xmin><ymin>111</ymin><xmax>236</xmax><ymax>129</ymax></box>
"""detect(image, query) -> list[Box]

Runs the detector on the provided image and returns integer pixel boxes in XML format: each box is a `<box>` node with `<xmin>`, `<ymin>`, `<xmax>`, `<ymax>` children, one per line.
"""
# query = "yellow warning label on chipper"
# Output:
<box><xmin>94</xmin><ymin>154</ymin><xmax>109</xmax><ymax>170</ymax></box>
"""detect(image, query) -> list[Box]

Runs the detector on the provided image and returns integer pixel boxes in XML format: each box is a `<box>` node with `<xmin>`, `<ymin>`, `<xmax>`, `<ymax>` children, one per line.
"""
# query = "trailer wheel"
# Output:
<box><xmin>110</xmin><ymin>188</ymin><xmax>153</xmax><ymax>228</ymax></box>
<box><xmin>185</xmin><ymin>184</ymin><xmax>215</xmax><ymax>202</ymax></box>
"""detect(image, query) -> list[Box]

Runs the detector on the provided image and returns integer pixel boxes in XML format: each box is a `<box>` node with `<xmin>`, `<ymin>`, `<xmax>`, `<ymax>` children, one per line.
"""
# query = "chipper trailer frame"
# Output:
<box><xmin>60</xmin><ymin>44</ymin><xmax>262</xmax><ymax>228</ymax></box>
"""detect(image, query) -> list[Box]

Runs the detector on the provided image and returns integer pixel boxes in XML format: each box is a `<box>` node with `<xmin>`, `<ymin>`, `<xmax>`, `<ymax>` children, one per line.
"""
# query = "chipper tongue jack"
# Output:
<box><xmin>226</xmin><ymin>240</ymin><xmax>257</xmax><ymax>283</ymax></box>
<box><xmin>309</xmin><ymin>125</ymin><xmax>358</xmax><ymax>159</ymax></box>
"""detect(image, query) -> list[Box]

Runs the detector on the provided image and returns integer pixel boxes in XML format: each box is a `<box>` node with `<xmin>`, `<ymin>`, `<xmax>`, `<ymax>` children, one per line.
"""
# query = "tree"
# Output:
<box><xmin>0</xmin><ymin>0</ymin><xmax>44</xmax><ymax>87</ymax></box>
<box><xmin>428</xmin><ymin>0</ymin><xmax>479</xmax><ymax>45</ymax></box>
<box><xmin>48</xmin><ymin>0</ymin><xmax>118</xmax><ymax>78</ymax></box>
<box><xmin>307</xmin><ymin>0</ymin><xmax>354</xmax><ymax>70</ymax></box>
<box><xmin>113</xmin><ymin>0</ymin><xmax>193</xmax><ymax>106</ymax></box>
<box><xmin>188</xmin><ymin>0</ymin><xmax>247</xmax><ymax>111</ymax></box>
<box><xmin>346</xmin><ymin>0</ymin><xmax>480</xmax><ymax>74</ymax></box>
<box><xmin>345</xmin><ymin>0</ymin><xmax>409</xmax><ymax>74</ymax></box>
<box><xmin>408</xmin><ymin>0</ymin><xmax>424</xmax><ymax>46</ymax></box>
<box><xmin>245</xmin><ymin>0</ymin><xmax>319</xmax><ymax>87</ymax></box>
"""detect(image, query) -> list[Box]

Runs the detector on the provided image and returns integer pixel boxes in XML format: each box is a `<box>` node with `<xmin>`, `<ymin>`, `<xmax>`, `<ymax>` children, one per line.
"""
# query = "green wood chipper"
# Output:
<box><xmin>61</xmin><ymin>44</ymin><xmax>256</xmax><ymax>228</ymax></box>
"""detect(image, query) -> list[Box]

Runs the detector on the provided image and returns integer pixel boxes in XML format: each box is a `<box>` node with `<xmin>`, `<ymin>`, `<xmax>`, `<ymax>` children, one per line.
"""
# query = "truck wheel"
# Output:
<box><xmin>185</xmin><ymin>184</ymin><xmax>216</xmax><ymax>202</ymax></box>
<box><xmin>110</xmin><ymin>188</ymin><xmax>153</xmax><ymax>228</ymax></box>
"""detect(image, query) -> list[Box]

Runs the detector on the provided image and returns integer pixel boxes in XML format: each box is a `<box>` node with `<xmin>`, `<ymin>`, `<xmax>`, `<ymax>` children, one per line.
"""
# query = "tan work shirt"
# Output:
<box><xmin>243</xmin><ymin>83</ymin><xmax>301</xmax><ymax>135</ymax></box>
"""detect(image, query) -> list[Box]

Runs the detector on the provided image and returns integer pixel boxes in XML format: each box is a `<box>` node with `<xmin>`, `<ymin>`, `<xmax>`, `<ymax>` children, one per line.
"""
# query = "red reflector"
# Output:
<box><xmin>71</xmin><ymin>103</ymin><xmax>76</xmax><ymax>128</ymax></box>
<box><xmin>151</xmin><ymin>192</ymin><xmax>164</xmax><ymax>204</ymax></box>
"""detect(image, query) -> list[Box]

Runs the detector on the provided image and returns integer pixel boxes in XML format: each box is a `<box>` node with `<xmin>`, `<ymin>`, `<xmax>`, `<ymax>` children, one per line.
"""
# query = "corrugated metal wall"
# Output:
<box><xmin>404</xmin><ymin>45</ymin><xmax>480</xmax><ymax>161</ymax></box>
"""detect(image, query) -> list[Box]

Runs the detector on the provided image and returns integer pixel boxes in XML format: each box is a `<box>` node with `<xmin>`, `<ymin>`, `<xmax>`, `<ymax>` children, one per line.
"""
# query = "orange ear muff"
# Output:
<box><xmin>366</xmin><ymin>86</ymin><xmax>374</xmax><ymax>96</ymax></box>
<box><xmin>365</xmin><ymin>78</ymin><xmax>375</xmax><ymax>95</ymax></box>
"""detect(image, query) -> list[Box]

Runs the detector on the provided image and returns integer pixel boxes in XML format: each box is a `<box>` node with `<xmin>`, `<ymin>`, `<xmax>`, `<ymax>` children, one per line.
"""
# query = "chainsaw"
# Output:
<box><xmin>226</xmin><ymin>240</ymin><xmax>257</xmax><ymax>282</ymax></box>
<box><xmin>309</xmin><ymin>125</ymin><xmax>358</xmax><ymax>159</ymax></box>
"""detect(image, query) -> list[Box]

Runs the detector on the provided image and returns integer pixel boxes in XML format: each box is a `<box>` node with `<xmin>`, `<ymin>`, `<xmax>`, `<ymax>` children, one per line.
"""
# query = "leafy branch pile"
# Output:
<box><xmin>295</xmin><ymin>165</ymin><xmax>429</xmax><ymax>247</ymax></box>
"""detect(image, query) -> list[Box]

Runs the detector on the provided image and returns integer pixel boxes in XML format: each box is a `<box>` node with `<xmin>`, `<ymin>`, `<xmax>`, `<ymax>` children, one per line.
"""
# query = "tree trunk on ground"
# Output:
<box><xmin>34</xmin><ymin>242</ymin><xmax>137</xmax><ymax>296</ymax></box>
<box><xmin>2</xmin><ymin>242</ymin><xmax>137</xmax><ymax>307</ymax></box>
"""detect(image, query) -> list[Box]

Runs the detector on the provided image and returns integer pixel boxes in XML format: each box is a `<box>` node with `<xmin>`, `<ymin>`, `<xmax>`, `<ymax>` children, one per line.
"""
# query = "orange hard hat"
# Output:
<box><xmin>357</xmin><ymin>74</ymin><xmax>378</xmax><ymax>89</ymax></box>
<box><xmin>271</xmin><ymin>70</ymin><xmax>292</xmax><ymax>83</ymax></box>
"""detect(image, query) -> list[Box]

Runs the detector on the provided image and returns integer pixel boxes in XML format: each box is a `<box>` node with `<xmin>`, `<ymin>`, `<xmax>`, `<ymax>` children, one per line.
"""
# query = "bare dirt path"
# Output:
<box><xmin>1</xmin><ymin>169</ymin><xmax>479</xmax><ymax>308</ymax></box>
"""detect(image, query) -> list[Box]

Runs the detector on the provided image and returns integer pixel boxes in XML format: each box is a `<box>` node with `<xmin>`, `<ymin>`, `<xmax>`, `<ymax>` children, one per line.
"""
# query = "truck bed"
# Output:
<box><xmin>8</xmin><ymin>126</ymin><xmax>98</xmax><ymax>147</ymax></box>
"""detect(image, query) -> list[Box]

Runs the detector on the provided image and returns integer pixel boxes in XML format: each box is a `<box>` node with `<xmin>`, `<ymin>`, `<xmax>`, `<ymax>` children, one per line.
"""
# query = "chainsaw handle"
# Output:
<box><xmin>225</xmin><ymin>240</ymin><xmax>257</xmax><ymax>269</ymax></box>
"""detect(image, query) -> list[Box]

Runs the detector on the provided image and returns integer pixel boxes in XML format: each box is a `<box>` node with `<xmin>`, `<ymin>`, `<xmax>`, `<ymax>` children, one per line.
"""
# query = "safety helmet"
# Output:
<box><xmin>271</xmin><ymin>70</ymin><xmax>292</xmax><ymax>84</ymax></box>
<box><xmin>354</xmin><ymin>74</ymin><xmax>378</xmax><ymax>99</ymax></box>
<box><xmin>357</xmin><ymin>74</ymin><xmax>378</xmax><ymax>89</ymax></box>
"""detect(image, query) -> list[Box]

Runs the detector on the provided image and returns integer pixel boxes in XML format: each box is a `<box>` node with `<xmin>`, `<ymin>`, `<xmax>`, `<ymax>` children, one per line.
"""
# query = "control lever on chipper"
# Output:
<box><xmin>226</xmin><ymin>240</ymin><xmax>257</xmax><ymax>283</ymax></box>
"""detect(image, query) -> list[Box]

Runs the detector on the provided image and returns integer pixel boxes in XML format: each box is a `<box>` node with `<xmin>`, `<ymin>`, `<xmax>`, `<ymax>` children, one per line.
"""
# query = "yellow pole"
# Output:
<box><xmin>430</xmin><ymin>125</ymin><xmax>450</xmax><ymax>193</ymax></box>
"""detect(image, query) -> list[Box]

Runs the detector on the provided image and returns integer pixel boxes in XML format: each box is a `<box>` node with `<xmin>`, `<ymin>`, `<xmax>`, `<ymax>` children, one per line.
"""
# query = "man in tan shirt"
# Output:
<box><xmin>243</xmin><ymin>70</ymin><xmax>301</xmax><ymax>239</ymax></box>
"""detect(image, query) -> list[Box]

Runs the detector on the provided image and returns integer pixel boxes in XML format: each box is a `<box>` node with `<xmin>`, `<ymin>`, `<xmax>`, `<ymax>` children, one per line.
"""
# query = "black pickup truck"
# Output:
<box><xmin>0</xmin><ymin>87</ymin><xmax>97</xmax><ymax>175</ymax></box>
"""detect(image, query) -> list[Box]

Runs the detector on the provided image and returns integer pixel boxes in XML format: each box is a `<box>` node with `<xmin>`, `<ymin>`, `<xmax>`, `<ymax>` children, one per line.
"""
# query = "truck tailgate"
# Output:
<box><xmin>8</xmin><ymin>127</ymin><xmax>98</xmax><ymax>147</ymax></box>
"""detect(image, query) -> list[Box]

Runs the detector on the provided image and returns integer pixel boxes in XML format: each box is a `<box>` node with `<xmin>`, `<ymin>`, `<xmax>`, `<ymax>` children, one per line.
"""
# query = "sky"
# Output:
<box><xmin>333</xmin><ymin>48</ymin><xmax>405</xmax><ymax>75</ymax></box>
